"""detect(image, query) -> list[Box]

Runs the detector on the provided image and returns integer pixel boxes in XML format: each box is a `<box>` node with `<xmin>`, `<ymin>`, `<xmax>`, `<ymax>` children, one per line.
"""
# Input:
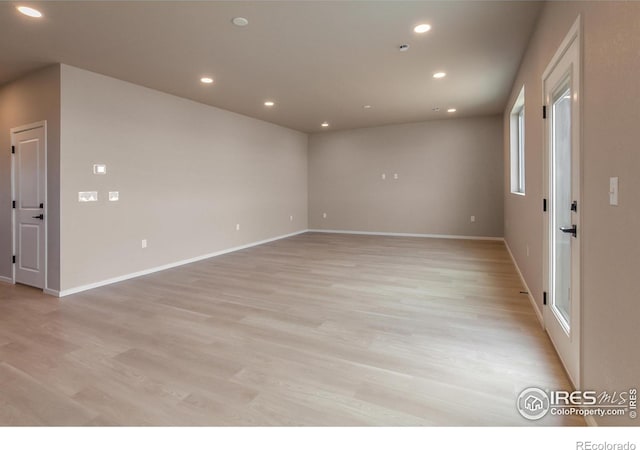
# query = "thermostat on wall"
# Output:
<box><xmin>93</xmin><ymin>164</ymin><xmax>107</xmax><ymax>174</ymax></box>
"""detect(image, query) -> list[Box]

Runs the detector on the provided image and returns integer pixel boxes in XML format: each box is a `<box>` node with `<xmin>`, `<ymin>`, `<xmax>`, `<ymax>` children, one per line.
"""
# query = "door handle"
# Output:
<box><xmin>560</xmin><ymin>225</ymin><xmax>577</xmax><ymax>238</ymax></box>
<box><xmin>32</xmin><ymin>214</ymin><xmax>44</xmax><ymax>220</ymax></box>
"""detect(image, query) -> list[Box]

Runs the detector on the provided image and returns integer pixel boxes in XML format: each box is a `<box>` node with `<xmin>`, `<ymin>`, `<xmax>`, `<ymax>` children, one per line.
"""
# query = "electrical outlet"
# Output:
<box><xmin>393</xmin><ymin>173</ymin><xmax>399</xmax><ymax>180</ymax></box>
<box><xmin>236</xmin><ymin>223</ymin><xmax>240</xmax><ymax>231</ymax></box>
<box><xmin>289</xmin><ymin>215</ymin><xmax>294</xmax><ymax>221</ymax></box>
<box><xmin>381</xmin><ymin>173</ymin><xmax>386</xmax><ymax>180</ymax></box>
<box><xmin>322</xmin><ymin>212</ymin><xmax>327</xmax><ymax>219</ymax></box>
<box><xmin>141</xmin><ymin>239</ymin><xmax>147</xmax><ymax>249</ymax></box>
<box><xmin>470</xmin><ymin>215</ymin><xmax>476</xmax><ymax>223</ymax></box>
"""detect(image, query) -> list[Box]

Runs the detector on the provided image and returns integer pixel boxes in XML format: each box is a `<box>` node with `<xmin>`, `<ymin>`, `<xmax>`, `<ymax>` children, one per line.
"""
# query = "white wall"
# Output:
<box><xmin>308</xmin><ymin>116</ymin><xmax>504</xmax><ymax>237</ymax></box>
<box><xmin>504</xmin><ymin>1</ymin><xmax>640</xmax><ymax>425</ymax></box>
<box><xmin>0</xmin><ymin>65</ymin><xmax>61</xmax><ymax>290</ymax></box>
<box><xmin>59</xmin><ymin>65</ymin><xmax>308</xmax><ymax>292</ymax></box>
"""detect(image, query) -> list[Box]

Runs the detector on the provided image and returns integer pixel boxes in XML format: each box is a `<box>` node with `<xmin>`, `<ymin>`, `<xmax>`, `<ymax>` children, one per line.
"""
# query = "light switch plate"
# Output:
<box><xmin>78</xmin><ymin>191</ymin><xmax>98</xmax><ymax>202</ymax></box>
<box><xmin>609</xmin><ymin>177</ymin><xmax>619</xmax><ymax>206</ymax></box>
<box><xmin>108</xmin><ymin>191</ymin><xmax>119</xmax><ymax>202</ymax></box>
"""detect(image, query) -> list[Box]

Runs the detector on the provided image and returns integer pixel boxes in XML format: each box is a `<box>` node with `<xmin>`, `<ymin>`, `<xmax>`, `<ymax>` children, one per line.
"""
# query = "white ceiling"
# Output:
<box><xmin>0</xmin><ymin>1</ymin><xmax>543</xmax><ymax>133</ymax></box>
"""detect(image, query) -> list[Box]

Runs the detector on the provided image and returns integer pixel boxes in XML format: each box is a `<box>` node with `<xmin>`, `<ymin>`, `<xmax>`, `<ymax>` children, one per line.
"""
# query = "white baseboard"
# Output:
<box><xmin>55</xmin><ymin>229</ymin><xmax>309</xmax><ymax>298</ymax></box>
<box><xmin>308</xmin><ymin>229</ymin><xmax>504</xmax><ymax>241</ymax></box>
<box><xmin>504</xmin><ymin>240</ymin><xmax>544</xmax><ymax>327</ymax></box>
<box><xmin>584</xmin><ymin>416</ymin><xmax>598</xmax><ymax>427</ymax></box>
<box><xmin>33</xmin><ymin>229</ymin><xmax>506</xmax><ymax>298</ymax></box>
<box><xmin>0</xmin><ymin>276</ymin><xmax>14</xmax><ymax>285</ymax></box>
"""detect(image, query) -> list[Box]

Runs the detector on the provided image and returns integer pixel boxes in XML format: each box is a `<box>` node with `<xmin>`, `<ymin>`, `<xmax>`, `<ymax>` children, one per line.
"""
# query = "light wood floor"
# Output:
<box><xmin>0</xmin><ymin>232</ymin><xmax>583</xmax><ymax>426</ymax></box>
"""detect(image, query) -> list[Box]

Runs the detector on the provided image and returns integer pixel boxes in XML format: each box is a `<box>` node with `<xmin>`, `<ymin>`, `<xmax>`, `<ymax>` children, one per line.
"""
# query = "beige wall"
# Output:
<box><xmin>59</xmin><ymin>65</ymin><xmax>308</xmax><ymax>291</ymax></box>
<box><xmin>308</xmin><ymin>116</ymin><xmax>504</xmax><ymax>237</ymax></box>
<box><xmin>0</xmin><ymin>65</ymin><xmax>61</xmax><ymax>290</ymax></box>
<box><xmin>504</xmin><ymin>1</ymin><xmax>640</xmax><ymax>425</ymax></box>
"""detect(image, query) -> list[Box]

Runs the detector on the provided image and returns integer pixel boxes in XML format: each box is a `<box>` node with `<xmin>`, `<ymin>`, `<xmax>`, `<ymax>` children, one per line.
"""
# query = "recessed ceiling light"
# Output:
<box><xmin>232</xmin><ymin>17</ymin><xmax>249</xmax><ymax>27</ymax></box>
<box><xmin>363</xmin><ymin>105</ymin><xmax>372</xmax><ymax>109</ymax></box>
<box><xmin>414</xmin><ymin>24</ymin><xmax>431</xmax><ymax>33</ymax></box>
<box><xmin>264</xmin><ymin>101</ymin><xmax>275</xmax><ymax>107</ymax></box>
<box><xmin>433</xmin><ymin>72</ymin><xmax>447</xmax><ymax>79</ymax></box>
<box><xmin>447</xmin><ymin>108</ymin><xmax>457</xmax><ymax>113</ymax></box>
<box><xmin>17</xmin><ymin>6</ymin><xmax>42</xmax><ymax>18</ymax></box>
<box><xmin>200</xmin><ymin>77</ymin><xmax>214</xmax><ymax>84</ymax></box>
<box><xmin>321</xmin><ymin>122</ymin><xmax>330</xmax><ymax>128</ymax></box>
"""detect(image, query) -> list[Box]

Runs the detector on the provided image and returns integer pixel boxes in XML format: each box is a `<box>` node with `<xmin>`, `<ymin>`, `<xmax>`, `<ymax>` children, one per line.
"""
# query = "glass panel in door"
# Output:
<box><xmin>551</xmin><ymin>85</ymin><xmax>572</xmax><ymax>328</ymax></box>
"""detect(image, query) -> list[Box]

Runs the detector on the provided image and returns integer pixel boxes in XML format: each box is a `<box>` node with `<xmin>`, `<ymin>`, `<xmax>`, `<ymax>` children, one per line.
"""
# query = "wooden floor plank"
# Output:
<box><xmin>0</xmin><ymin>232</ymin><xmax>582</xmax><ymax>425</ymax></box>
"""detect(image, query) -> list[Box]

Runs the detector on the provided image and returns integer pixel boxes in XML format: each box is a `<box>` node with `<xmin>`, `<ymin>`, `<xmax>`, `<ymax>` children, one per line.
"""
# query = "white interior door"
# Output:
<box><xmin>12</xmin><ymin>124</ymin><xmax>47</xmax><ymax>289</ymax></box>
<box><xmin>543</xmin><ymin>21</ymin><xmax>581</xmax><ymax>388</ymax></box>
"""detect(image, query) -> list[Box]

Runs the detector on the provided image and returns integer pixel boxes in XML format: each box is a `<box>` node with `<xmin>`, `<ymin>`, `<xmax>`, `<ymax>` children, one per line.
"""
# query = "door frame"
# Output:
<box><xmin>542</xmin><ymin>16</ymin><xmax>582</xmax><ymax>389</ymax></box>
<box><xmin>10</xmin><ymin>120</ymin><xmax>48</xmax><ymax>291</ymax></box>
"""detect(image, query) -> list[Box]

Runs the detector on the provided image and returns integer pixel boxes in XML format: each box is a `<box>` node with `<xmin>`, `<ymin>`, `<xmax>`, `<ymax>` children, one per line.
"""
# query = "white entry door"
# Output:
<box><xmin>543</xmin><ymin>20</ymin><xmax>581</xmax><ymax>388</ymax></box>
<box><xmin>12</xmin><ymin>124</ymin><xmax>47</xmax><ymax>289</ymax></box>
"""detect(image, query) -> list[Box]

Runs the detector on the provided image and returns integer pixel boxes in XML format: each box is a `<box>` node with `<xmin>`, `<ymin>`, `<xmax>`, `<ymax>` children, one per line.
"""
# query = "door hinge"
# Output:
<box><xmin>542</xmin><ymin>105</ymin><xmax>547</xmax><ymax>119</ymax></box>
<box><xmin>11</xmin><ymin>145</ymin><xmax>15</xmax><ymax>154</ymax></box>
<box><xmin>12</xmin><ymin>255</ymin><xmax>16</xmax><ymax>264</ymax></box>
<box><xmin>543</xmin><ymin>291</ymin><xmax>547</xmax><ymax>305</ymax></box>
<box><xmin>543</xmin><ymin>198</ymin><xmax>547</xmax><ymax>212</ymax></box>
<box><xmin>12</xmin><ymin>200</ymin><xmax>16</xmax><ymax>209</ymax></box>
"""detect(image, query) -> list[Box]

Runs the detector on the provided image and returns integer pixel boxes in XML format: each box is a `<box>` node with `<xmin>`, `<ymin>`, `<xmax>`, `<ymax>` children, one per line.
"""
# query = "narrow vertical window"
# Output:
<box><xmin>510</xmin><ymin>86</ymin><xmax>526</xmax><ymax>194</ymax></box>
